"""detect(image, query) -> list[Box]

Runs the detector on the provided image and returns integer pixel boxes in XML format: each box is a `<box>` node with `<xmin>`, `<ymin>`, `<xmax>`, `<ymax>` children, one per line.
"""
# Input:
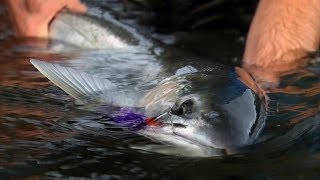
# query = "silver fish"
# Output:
<box><xmin>30</xmin><ymin>11</ymin><xmax>266</xmax><ymax>157</ymax></box>
<box><xmin>30</xmin><ymin>58</ymin><xmax>265</xmax><ymax>157</ymax></box>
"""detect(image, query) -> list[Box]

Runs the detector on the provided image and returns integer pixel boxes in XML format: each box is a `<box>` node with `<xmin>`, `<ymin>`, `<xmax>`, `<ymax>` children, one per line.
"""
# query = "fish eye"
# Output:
<box><xmin>177</xmin><ymin>104</ymin><xmax>187</xmax><ymax>115</ymax></box>
<box><xmin>171</xmin><ymin>99</ymin><xmax>194</xmax><ymax>116</ymax></box>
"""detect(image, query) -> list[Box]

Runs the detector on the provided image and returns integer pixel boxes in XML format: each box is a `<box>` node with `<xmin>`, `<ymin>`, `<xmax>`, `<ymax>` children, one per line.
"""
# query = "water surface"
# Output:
<box><xmin>0</xmin><ymin>2</ymin><xmax>319</xmax><ymax>179</ymax></box>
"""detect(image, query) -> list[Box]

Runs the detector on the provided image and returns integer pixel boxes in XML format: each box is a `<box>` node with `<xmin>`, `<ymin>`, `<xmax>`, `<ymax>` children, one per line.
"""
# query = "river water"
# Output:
<box><xmin>0</xmin><ymin>1</ymin><xmax>319</xmax><ymax>179</ymax></box>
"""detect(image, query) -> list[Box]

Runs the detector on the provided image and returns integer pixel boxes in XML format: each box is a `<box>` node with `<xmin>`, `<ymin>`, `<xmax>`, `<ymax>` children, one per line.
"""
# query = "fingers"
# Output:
<box><xmin>5</xmin><ymin>0</ymin><xmax>87</xmax><ymax>38</ymax></box>
<box><xmin>36</xmin><ymin>0</ymin><xmax>87</xmax><ymax>25</ymax></box>
<box><xmin>242</xmin><ymin>64</ymin><xmax>281</xmax><ymax>89</ymax></box>
<box><xmin>22</xmin><ymin>0</ymin><xmax>65</xmax><ymax>37</ymax></box>
<box><xmin>65</xmin><ymin>0</ymin><xmax>87</xmax><ymax>13</ymax></box>
<box><xmin>235</xmin><ymin>67</ymin><xmax>259</xmax><ymax>94</ymax></box>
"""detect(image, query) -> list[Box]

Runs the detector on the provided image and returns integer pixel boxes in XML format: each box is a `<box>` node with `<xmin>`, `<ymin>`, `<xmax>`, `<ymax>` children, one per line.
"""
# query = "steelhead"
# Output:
<box><xmin>31</xmin><ymin>11</ymin><xmax>266</xmax><ymax>157</ymax></box>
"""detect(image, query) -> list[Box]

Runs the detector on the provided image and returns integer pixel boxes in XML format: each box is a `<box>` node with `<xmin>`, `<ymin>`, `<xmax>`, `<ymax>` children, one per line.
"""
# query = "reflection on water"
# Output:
<box><xmin>268</xmin><ymin>70</ymin><xmax>320</xmax><ymax>124</ymax></box>
<box><xmin>0</xmin><ymin>2</ymin><xmax>319</xmax><ymax>179</ymax></box>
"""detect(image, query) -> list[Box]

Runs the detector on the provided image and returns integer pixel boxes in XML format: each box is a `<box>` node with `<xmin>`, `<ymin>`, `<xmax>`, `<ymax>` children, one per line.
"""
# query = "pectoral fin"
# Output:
<box><xmin>30</xmin><ymin>59</ymin><xmax>119</xmax><ymax>105</ymax></box>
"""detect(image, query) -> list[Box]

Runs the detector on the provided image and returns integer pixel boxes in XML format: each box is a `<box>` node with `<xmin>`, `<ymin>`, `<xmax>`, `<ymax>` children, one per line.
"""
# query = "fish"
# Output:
<box><xmin>30</xmin><ymin>11</ymin><xmax>266</xmax><ymax>157</ymax></box>
<box><xmin>30</xmin><ymin>58</ymin><xmax>266</xmax><ymax>157</ymax></box>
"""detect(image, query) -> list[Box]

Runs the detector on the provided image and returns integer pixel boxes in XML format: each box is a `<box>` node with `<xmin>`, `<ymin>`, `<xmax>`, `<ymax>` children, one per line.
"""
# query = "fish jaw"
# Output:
<box><xmin>137</xmin><ymin>126</ymin><xmax>225</xmax><ymax>157</ymax></box>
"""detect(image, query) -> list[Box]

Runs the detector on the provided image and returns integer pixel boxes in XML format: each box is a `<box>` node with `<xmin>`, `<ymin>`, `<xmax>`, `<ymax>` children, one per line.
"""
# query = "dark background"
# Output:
<box><xmin>83</xmin><ymin>0</ymin><xmax>259</xmax><ymax>64</ymax></box>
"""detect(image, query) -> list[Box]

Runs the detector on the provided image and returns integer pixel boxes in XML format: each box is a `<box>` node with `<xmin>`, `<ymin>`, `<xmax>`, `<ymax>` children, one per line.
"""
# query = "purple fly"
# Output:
<box><xmin>111</xmin><ymin>108</ymin><xmax>148</xmax><ymax>130</ymax></box>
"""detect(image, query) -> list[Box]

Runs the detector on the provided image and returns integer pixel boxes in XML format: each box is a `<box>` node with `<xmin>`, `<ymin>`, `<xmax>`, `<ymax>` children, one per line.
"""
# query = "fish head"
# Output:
<box><xmin>140</xmin><ymin>71</ymin><xmax>266</xmax><ymax>152</ymax></box>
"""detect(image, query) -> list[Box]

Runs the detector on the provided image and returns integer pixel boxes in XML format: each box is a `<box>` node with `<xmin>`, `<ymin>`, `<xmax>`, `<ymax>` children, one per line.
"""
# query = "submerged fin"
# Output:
<box><xmin>30</xmin><ymin>59</ymin><xmax>118</xmax><ymax>104</ymax></box>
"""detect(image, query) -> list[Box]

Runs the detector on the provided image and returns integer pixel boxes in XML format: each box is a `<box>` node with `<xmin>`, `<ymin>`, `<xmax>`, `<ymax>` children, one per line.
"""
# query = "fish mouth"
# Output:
<box><xmin>148</xmin><ymin>111</ymin><xmax>187</xmax><ymax>129</ymax></box>
<box><xmin>147</xmin><ymin>112</ymin><xmax>208</xmax><ymax>145</ymax></box>
<box><xmin>147</xmin><ymin>112</ymin><xmax>223</xmax><ymax>150</ymax></box>
<box><xmin>144</xmin><ymin>119</ymin><xmax>220</xmax><ymax>151</ymax></box>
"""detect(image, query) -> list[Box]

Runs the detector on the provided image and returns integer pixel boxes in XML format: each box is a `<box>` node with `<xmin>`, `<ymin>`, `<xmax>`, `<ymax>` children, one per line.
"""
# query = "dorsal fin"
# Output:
<box><xmin>30</xmin><ymin>59</ymin><xmax>120</xmax><ymax>105</ymax></box>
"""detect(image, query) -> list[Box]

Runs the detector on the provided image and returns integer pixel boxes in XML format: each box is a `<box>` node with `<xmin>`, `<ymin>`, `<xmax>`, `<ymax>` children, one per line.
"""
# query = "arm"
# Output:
<box><xmin>243</xmin><ymin>0</ymin><xmax>320</xmax><ymax>87</ymax></box>
<box><xmin>5</xmin><ymin>0</ymin><xmax>86</xmax><ymax>38</ymax></box>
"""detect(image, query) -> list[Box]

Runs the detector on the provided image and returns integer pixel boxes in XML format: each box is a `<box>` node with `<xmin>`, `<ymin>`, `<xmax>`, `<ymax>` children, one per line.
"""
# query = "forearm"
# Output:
<box><xmin>243</xmin><ymin>0</ymin><xmax>320</xmax><ymax>71</ymax></box>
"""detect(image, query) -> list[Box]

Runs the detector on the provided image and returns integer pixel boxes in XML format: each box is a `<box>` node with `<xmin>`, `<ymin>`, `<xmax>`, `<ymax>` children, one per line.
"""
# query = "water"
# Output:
<box><xmin>0</xmin><ymin>2</ymin><xmax>320</xmax><ymax>179</ymax></box>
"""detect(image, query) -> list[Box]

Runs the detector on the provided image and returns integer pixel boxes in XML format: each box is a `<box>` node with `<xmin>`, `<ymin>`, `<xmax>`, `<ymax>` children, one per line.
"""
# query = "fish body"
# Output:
<box><xmin>31</xmin><ymin>12</ymin><xmax>266</xmax><ymax>157</ymax></box>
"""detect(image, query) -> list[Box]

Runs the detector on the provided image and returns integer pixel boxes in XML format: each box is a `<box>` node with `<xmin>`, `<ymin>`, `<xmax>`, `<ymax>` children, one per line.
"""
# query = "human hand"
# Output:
<box><xmin>243</xmin><ymin>49</ymin><xmax>309</xmax><ymax>90</ymax></box>
<box><xmin>242</xmin><ymin>0</ymin><xmax>320</xmax><ymax>90</ymax></box>
<box><xmin>5</xmin><ymin>0</ymin><xmax>87</xmax><ymax>38</ymax></box>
